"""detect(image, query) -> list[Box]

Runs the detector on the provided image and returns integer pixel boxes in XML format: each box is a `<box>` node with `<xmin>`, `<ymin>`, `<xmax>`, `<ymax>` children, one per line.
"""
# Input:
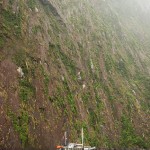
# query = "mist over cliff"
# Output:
<box><xmin>0</xmin><ymin>0</ymin><xmax>150</xmax><ymax>149</ymax></box>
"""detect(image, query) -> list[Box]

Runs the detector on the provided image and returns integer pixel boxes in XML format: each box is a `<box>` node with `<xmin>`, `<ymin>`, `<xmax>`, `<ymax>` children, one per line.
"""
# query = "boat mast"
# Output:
<box><xmin>82</xmin><ymin>128</ymin><xmax>84</xmax><ymax>149</ymax></box>
<box><xmin>65</xmin><ymin>131</ymin><xmax>67</xmax><ymax>146</ymax></box>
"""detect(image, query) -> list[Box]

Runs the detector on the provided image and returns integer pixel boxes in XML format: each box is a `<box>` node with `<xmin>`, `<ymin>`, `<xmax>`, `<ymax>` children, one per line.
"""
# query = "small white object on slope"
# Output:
<box><xmin>17</xmin><ymin>67</ymin><xmax>24</xmax><ymax>78</ymax></box>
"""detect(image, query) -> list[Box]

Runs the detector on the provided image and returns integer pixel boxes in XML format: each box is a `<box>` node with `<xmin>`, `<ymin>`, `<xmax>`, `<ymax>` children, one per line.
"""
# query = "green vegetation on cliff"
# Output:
<box><xmin>0</xmin><ymin>0</ymin><xmax>150</xmax><ymax>149</ymax></box>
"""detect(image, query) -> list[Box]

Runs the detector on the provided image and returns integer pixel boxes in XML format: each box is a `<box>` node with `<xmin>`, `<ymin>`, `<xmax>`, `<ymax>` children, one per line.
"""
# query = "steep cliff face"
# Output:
<box><xmin>0</xmin><ymin>0</ymin><xmax>150</xmax><ymax>149</ymax></box>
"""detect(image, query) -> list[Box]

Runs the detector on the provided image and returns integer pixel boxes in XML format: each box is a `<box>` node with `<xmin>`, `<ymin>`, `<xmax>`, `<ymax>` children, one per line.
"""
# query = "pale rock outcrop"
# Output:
<box><xmin>17</xmin><ymin>67</ymin><xmax>24</xmax><ymax>77</ymax></box>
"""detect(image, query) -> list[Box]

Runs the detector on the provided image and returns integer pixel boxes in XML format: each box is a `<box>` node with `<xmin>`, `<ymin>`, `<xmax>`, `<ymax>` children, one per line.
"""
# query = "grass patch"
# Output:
<box><xmin>116</xmin><ymin>59</ymin><xmax>129</xmax><ymax>78</ymax></box>
<box><xmin>2</xmin><ymin>9</ymin><xmax>22</xmax><ymax>37</ymax></box>
<box><xmin>82</xmin><ymin>92</ymin><xmax>91</xmax><ymax>103</ymax></box>
<box><xmin>88</xmin><ymin>108</ymin><xmax>98</xmax><ymax>129</ymax></box>
<box><xmin>13</xmin><ymin>49</ymin><xmax>29</xmax><ymax>77</ymax></box>
<box><xmin>67</xmin><ymin>93</ymin><xmax>77</xmax><ymax>114</ymax></box>
<box><xmin>120</xmin><ymin>114</ymin><xmax>148</xmax><ymax>149</ymax></box>
<box><xmin>49</xmin><ymin>43</ymin><xmax>76</xmax><ymax>78</ymax></box>
<box><xmin>8</xmin><ymin>110</ymin><xmax>29</xmax><ymax>147</ymax></box>
<box><xmin>40</xmin><ymin>66</ymin><xmax>50</xmax><ymax>96</ymax></box>
<box><xmin>27</xmin><ymin>0</ymin><xmax>36</xmax><ymax>10</ymax></box>
<box><xmin>104</xmin><ymin>54</ymin><xmax>115</xmax><ymax>72</ymax></box>
<box><xmin>49</xmin><ymin>88</ymin><xmax>65</xmax><ymax>108</ymax></box>
<box><xmin>0</xmin><ymin>36</ymin><xmax>4</xmax><ymax>48</ymax></box>
<box><xmin>19</xmin><ymin>79</ymin><xmax>35</xmax><ymax>102</ymax></box>
<box><xmin>13</xmin><ymin>50</ymin><xmax>35</xmax><ymax>102</ymax></box>
<box><xmin>32</xmin><ymin>25</ymin><xmax>43</xmax><ymax>34</ymax></box>
<box><xmin>9</xmin><ymin>0</ymin><xmax>14</xmax><ymax>5</ymax></box>
<box><xmin>63</xmin><ymin>79</ymin><xmax>77</xmax><ymax>114</ymax></box>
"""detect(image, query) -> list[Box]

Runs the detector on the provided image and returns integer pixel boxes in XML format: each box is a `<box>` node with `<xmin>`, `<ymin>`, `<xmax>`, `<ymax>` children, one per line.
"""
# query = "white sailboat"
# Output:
<box><xmin>56</xmin><ymin>128</ymin><xmax>96</xmax><ymax>150</ymax></box>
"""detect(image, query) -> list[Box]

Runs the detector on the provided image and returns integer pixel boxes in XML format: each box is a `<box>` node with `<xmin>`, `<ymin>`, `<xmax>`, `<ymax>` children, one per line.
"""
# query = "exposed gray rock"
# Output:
<box><xmin>35</xmin><ymin>7</ymin><xmax>39</xmax><ymax>13</ymax></box>
<box><xmin>17</xmin><ymin>67</ymin><xmax>24</xmax><ymax>78</ymax></box>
